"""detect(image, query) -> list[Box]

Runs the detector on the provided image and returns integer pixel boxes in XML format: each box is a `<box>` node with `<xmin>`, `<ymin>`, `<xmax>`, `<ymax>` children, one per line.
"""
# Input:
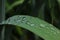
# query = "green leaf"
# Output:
<box><xmin>46</xmin><ymin>0</ymin><xmax>60</xmax><ymax>29</ymax></box>
<box><xmin>38</xmin><ymin>3</ymin><xmax>45</xmax><ymax>20</ymax></box>
<box><xmin>0</xmin><ymin>26</ymin><xmax>5</xmax><ymax>40</ymax></box>
<box><xmin>1</xmin><ymin>15</ymin><xmax>60</xmax><ymax>40</ymax></box>
<box><xmin>57</xmin><ymin>0</ymin><xmax>60</xmax><ymax>6</ymax></box>
<box><xmin>6</xmin><ymin>0</ymin><xmax>24</xmax><ymax>12</ymax></box>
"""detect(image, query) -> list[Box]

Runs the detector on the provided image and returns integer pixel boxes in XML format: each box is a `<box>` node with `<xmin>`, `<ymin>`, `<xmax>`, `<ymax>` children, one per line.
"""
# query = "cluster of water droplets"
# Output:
<box><xmin>39</xmin><ymin>21</ymin><xmax>60</xmax><ymax>36</ymax></box>
<box><xmin>2</xmin><ymin>15</ymin><xmax>60</xmax><ymax>37</ymax></box>
<box><xmin>21</xmin><ymin>16</ymin><xmax>35</xmax><ymax>26</ymax></box>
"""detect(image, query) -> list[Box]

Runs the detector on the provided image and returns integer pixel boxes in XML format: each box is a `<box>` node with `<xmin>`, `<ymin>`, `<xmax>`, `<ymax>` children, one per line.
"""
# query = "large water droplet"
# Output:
<box><xmin>21</xmin><ymin>20</ymin><xmax>28</xmax><ymax>24</ymax></box>
<box><xmin>21</xmin><ymin>17</ymin><xmax>27</xmax><ymax>23</ymax></box>
<box><xmin>22</xmin><ymin>17</ymin><xmax>26</xmax><ymax>20</ymax></box>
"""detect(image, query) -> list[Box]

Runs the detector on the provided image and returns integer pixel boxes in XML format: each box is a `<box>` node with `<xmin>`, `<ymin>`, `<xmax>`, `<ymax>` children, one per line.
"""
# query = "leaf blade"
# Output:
<box><xmin>1</xmin><ymin>15</ymin><xmax>60</xmax><ymax>40</ymax></box>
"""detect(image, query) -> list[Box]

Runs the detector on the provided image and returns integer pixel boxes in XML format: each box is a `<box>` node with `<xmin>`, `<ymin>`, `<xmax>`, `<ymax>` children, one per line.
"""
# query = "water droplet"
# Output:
<box><xmin>21</xmin><ymin>20</ymin><xmax>28</xmax><ymax>24</ymax></box>
<box><xmin>54</xmin><ymin>32</ymin><xmax>57</xmax><ymax>34</ymax></box>
<box><xmin>16</xmin><ymin>20</ymin><xmax>21</xmax><ymax>23</ymax></box>
<box><xmin>8</xmin><ymin>22</ymin><xmax>12</xmax><ymax>24</ymax></box>
<box><xmin>21</xmin><ymin>17</ymin><xmax>27</xmax><ymax>23</ymax></box>
<box><xmin>26</xmin><ymin>22</ymin><xmax>30</xmax><ymax>25</ymax></box>
<box><xmin>46</xmin><ymin>27</ymin><xmax>49</xmax><ymax>29</ymax></box>
<box><xmin>18</xmin><ymin>20</ymin><xmax>21</xmax><ymax>22</ymax></box>
<box><xmin>22</xmin><ymin>17</ymin><xmax>26</xmax><ymax>20</ymax></box>
<box><xmin>40</xmin><ymin>24</ymin><xmax>45</xmax><ymax>27</ymax></box>
<box><xmin>18</xmin><ymin>16</ymin><xmax>22</xmax><ymax>18</ymax></box>
<box><xmin>30</xmin><ymin>24</ymin><xmax>35</xmax><ymax>26</ymax></box>
<box><xmin>51</xmin><ymin>28</ymin><xmax>55</xmax><ymax>31</ymax></box>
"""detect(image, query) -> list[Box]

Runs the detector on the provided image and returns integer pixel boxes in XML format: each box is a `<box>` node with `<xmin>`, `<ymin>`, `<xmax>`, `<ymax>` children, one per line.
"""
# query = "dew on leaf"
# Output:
<box><xmin>26</xmin><ymin>21</ymin><xmax>35</xmax><ymax>26</ymax></box>
<box><xmin>30</xmin><ymin>24</ymin><xmax>35</xmax><ymax>26</ymax></box>
<box><xmin>22</xmin><ymin>17</ymin><xmax>26</xmax><ymax>20</ymax></box>
<box><xmin>21</xmin><ymin>20</ymin><xmax>28</xmax><ymax>24</ymax></box>
<box><xmin>26</xmin><ymin>21</ymin><xmax>30</xmax><ymax>25</ymax></box>
<box><xmin>40</xmin><ymin>24</ymin><xmax>45</xmax><ymax>28</ymax></box>
<box><xmin>18</xmin><ymin>20</ymin><xmax>21</xmax><ymax>22</ymax></box>
<box><xmin>50</xmin><ymin>28</ymin><xmax>55</xmax><ymax>31</ymax></box>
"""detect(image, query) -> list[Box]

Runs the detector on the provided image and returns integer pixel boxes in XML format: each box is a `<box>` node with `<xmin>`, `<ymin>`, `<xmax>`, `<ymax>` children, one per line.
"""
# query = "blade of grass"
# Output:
<box><xmin>57</xmin><ymin>0</ymin><xmax>60</xmax><ymax>7</ymax></box>
<box><xmin>1</xmin><ymin>15</ymin><xmax>60</xmax><ymax>40</ymax></box>
<box><xmin>0</xmin><ymin>0</ymin><xmax>5</xmax><ymax>40</ymax></box>
<box><xmin>38</xmin><ymin>3</ymin><xmax>45</xmax><ymax>20</ymax></box>
<box><xmin>47</xmin><ymin>0</ymin><xmax>60</xmax><ymax>29</ymax></box>
<box><xmin>6</xmin><ymin>0</ymin><xmax>24</xmax><ymax>12</ymax></box>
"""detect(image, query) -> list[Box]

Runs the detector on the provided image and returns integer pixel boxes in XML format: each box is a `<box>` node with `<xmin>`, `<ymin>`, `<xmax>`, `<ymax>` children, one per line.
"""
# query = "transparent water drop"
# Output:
<box><xmin>22</xmin><ymin>17</ymin><xmax>26</xmax><ymax>20</ymax></box>
<box><xmin>21</xmin><ymin>20</ymin><xmax>28</xmax><ymax>24</ymax></box>
<box><xmin>46</xmin><ymin>27</ymin><xmax>49</xmax><ymax>29</ymax></box>
<box><xmin>26</xmin><ymin>21</ymin><xmax>34</xmax><ymax>26</ymax></box>
<box><xmin>30</xmin><ymin>24</ymin><xmax>35</xmax><ymax>26</ymax></box>
<box><xmin>18</xmin><ymin>16</ymin><xmax>22</xmax><ymax>18</ymax></box>
<box><xmin>15</xmin><ymin>20</ymin><xmax>21</xmax><ymax>24</ymax></box>
<box><xmin>12</xmin><ymin>16</ymin><xmax>22</xmax><ymax>22</ymax></box>
<box><xmin>21</xmin><ymin>17</ymin><xmax>27</xmax><ymax>23</ymax></box>
<box><xmin>17</xmin><ymin>20</ymin><xmax>21</xmax><ymax>22</ymax></box>
<box><xmin>26</xmin><ymin>21</ymin><xmax>30</xmax><ymax>25</ymax></box>
<box><xmin>50</xmin><ymin>28</ymin><xmax>55</xmax><ymax>31</ymax></box>
<box><xmin>40</xmin><ymin>24</ymin><xmax>45</xmax><ymax>28</ymax></box>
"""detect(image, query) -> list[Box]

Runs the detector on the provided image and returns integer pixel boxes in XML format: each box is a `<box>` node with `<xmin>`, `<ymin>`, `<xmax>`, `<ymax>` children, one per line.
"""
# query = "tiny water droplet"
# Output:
<box><xmin>21</xmin><ymin>17</ymin><xmax>27</xmax><ymax>23</ymax></box>
<box><xmin>54</xmin><ymin>32</ymin><xmax>57</xmax><ymax>34</ymax></box>
<box><xmin>26</xmin><ymin>22</ymin><xmax>30</xmax><ymax>25</ymax></box>
<box><xmin>51</xmin><ymin>28</ymin><xmax>55</xmax><ymax>31</ymax></box>
<box><xmin>30</xmin><ymin>24</ymin><xmax>35</xmax><ymax>26</ymax></box>
<box><xmin>18</xmin><ymin>16</ymin><xmax>22</xmax><ymax>18</ymax></box>
<box><xmin>40</xmin><ymin>24</ymin><xmax>45</xmax><ymax>27</ymax></box>
<box><xmin>18</xmin><ymin>20</ymin><xmax>21</xmax><ymax>22</ymax></box>
<box><xmin>15</xmin><ymin>20</ymin><xmax>21</xmax><ymax>23</ymax></box>
<box><xmin>21</xmin><ymin>20</ymin><xmax>28</xmax><ymax>24</ymax></box>
<box><xmin>46</xmin><ymin>27</ymin><xmax>49</xmax><ymax>29</ymax></box>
